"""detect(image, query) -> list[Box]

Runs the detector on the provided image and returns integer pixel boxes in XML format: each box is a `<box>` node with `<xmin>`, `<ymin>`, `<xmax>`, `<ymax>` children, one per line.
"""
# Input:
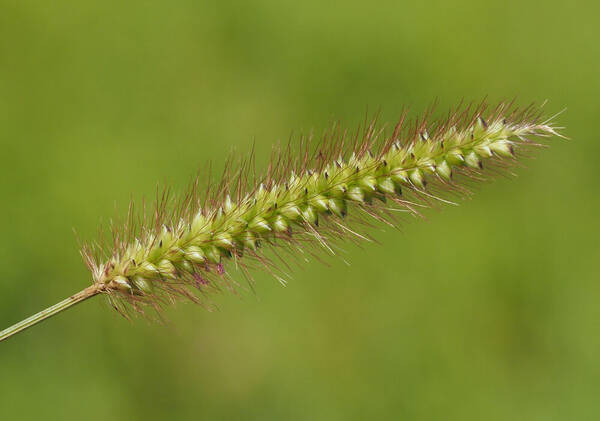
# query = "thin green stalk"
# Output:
<box><xmin>0</xmin><ymin>285</ymin><xmax>99</xmax><ymax>342</ymax></box>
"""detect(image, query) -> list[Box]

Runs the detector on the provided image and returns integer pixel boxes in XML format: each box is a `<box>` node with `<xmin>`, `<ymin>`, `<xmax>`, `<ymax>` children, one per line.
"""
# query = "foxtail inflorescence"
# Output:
<box><xmin>0</xmin><ymin>100</ymin><xmax>563</xmax><ymax>341</ymax></box>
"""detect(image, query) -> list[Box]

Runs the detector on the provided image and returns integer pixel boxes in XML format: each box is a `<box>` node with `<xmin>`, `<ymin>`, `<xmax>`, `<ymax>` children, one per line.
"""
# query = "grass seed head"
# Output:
<box><xmin>80</xmin><ymin>100</ymin><xmax>563</xmax><ymax>318</ymax></box>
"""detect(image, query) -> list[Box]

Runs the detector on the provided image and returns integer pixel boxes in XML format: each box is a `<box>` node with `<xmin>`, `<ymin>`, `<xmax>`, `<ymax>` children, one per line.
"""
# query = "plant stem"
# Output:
<box><xmin>0</xmin><ymin>285</ymin><xmax>100</xmax><ymax>342</ymax></box>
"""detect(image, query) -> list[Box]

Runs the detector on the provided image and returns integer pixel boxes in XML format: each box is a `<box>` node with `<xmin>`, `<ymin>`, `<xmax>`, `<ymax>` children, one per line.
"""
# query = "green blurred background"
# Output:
<box><xmin>1</xmin><ymin>1</ymin><xmax>598</xmax><ymax>419</ymax></box>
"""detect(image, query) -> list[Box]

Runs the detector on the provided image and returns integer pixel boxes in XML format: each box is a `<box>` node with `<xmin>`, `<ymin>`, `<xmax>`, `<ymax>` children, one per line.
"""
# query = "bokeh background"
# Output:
<box><xmin>1</xmin><ymin>1</ymin><xmax>598</xmax><ymax>419</ymax></box>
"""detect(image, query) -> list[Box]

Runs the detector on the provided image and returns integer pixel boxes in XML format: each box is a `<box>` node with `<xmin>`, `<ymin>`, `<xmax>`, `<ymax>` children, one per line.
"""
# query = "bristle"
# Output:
<box><xmin>81</xmin><ymin>101</ymin><xmax>562</xmax><ymax>317</ymax></box>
